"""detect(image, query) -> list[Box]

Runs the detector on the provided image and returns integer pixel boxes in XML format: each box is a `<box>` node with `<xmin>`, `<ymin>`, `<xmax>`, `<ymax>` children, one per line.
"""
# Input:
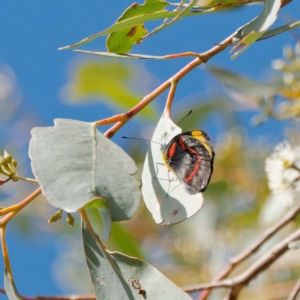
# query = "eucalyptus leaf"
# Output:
<box><xmin>59</xmin><ymin>7</ymin><xmax>174</xmax><ymax>51</ymax></box>
<box><xmin>82</xmin><ymin>221</ymin><xmax>192</xmax><ymax>300</ymax></box>
<box><xmin>144</xmin><ymin>0</ymin><xmax>198</xmax><ymax>40</ymax></box>
<box><xmin>106</xmin><ymin>0</ymin><xmax>169</xmax><ymax>53</ymax></box>
<box><xmin>4</xmin><ymin>268</ymin><xmax>21</xmax><ymax>300</ymax></box>
<box><xmin>231</xmin><ymin>0</ymin><xmax>281</xmax><ymax>58</ymax></box>
<box><xmin>207</xmin><ymin>66</ymin><xmax>279</xmax><ymax>98</ymax></box>
<box><xmin>142</xmin><ymin>111</ymin><xmax>204</xmax><ymax>225</ymax></box>
<box><xmin>258</xmin><ymin>20</ymin><xmax>300</xmax><ymax>41</ymax></box>
<box><xmin>59</xmin><ymin>0</ymin><xmax>241</xmax><ymax>51</ymax></box>
<box><xmin>29</xmin><ymin>119</ymin><xmax>141</xmax><ymax>221</ymax></box>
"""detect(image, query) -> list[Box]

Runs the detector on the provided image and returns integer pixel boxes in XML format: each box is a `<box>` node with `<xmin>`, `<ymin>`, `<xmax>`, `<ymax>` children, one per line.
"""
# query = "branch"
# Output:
<box><xmin>287</xmin><ymin>278</ymin><xmax>300</xmax><ymax>300</ymax></box>
<box><xmin>98</xmin><ymin>32</ymin><xmax>236</xmax><ymax>138</ymax></box>
<box><xmin>184</xmin><ymin>226</ymin><xmax>300</xmax><ymax>299</ymax></box>
<box><xmin>0</xmin><ymin>187</ymin><xmax>42</xmax><ymax>226</ymax></box>
<box><xmin>1</xmin><ymin>227</ymin><xmax>12</xmax><ymax>280</ymax></box>
<box><xmin>196</xmin><ymin>201</ymin><xmax>300</xmax><ymax>299</ymax></box>
<box><xmin>164</xmin><ymin>80</ymin><xmax>178</xmax><ymax>117</ymax></box>
<box><xmin>0</xmin><ymin>287</ymin><xmax>96</xmax><ymax>300</ymax></box>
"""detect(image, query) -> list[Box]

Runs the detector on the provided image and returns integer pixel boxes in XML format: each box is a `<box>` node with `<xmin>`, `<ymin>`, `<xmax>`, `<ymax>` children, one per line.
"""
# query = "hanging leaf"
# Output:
<box><xmin>29</xmin><ymin>119</ymin><xmax>141</xmax><ymax>221</ymax></box>
<box><xmin>82</xmin><ymin>221</ymin><xmax>192</xmax><ymax>300</ymax></box>
<box><xmin>231</xmin><ymin>0</ymin><xmax>281</xmax><ymax>58</ymax></box>
<box><xmin>4</xmin><ymin>268</ymin><xmax>21</xmax><ymax>300</ymax></box>
<box><xmin>142</xmin><ymin>111</ymin><xmax>204</xmax><ymax>225</ymax></box>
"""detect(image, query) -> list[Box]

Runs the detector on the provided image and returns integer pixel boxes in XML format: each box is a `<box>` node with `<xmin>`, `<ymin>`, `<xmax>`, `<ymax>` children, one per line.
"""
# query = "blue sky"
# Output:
<box><xmin>0</xmin><ymin>0</ymin><xmax>299</xmax><ymax>297</ymax></box>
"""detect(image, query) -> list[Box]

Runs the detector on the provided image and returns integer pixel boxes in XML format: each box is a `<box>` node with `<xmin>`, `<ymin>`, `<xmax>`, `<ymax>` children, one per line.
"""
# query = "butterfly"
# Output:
<box><xmin>161</xmin><ymin>130</ymin><xmax>214</xmax><ymax>195</ymax></box>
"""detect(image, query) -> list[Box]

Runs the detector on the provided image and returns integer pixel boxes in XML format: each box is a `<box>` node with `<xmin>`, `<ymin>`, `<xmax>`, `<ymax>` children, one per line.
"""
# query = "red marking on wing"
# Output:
<box><xmin>168</xmin><ymin>142</ymin><xmax>176</xmax><ymax>158</ymax></box>
<box><xmin>185</xmin><ymin>148</ymin><xmax>200</xmax><ymax>182</ymax></box>
<box><xmin>178</xmin><ymin>136</ymin><xmax>187</xmax><ymax>150</ymax></box>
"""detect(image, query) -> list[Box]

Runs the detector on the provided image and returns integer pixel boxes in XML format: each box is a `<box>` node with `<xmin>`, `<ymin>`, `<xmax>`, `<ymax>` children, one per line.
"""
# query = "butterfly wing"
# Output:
<box><xmin>164</xmin><ymin>130</ymin><xmax>214</xmax><ymax>195</ymax></box>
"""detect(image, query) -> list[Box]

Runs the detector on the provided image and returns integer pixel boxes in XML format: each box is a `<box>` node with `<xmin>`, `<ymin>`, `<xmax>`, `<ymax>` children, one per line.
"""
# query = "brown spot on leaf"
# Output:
<box><xmin>127</xmin><ymin>26</ymin><xmax>137</xmax><ymax>37</ymax></box>
<box><xmin>128</xmin><ymin>279</ymin><xmax>146</xmax><ymax>296</ymax></box>
<box><xmin>172</xmin><ymin>207</ymin><xmax>180</xmax><ymax>216</ymax></box>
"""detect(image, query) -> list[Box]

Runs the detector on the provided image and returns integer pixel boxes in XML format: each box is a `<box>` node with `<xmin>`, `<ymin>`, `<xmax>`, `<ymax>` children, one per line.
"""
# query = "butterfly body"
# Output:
<box><xmin>161</xmin><ymin>130</ymin><xmax>214</xmax><ymax>195</ymax></box>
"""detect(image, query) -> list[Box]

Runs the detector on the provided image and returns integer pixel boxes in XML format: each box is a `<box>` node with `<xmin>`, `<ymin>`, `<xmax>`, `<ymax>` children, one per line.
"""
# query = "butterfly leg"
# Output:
<box><xmin>153</xmin><ymin>163</ymin><xmax>178</xmax><ymax>198</ymax></box>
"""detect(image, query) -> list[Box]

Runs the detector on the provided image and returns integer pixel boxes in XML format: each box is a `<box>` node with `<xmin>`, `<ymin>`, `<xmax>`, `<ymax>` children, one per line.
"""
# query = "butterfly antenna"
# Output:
<box><xmin>164</xmin><ymin>110</ymin><xmax>193</xmax><ymax>142</ymax></box>
<box><xmin>122</xmin><ymin>136</ymin><xmax>162</xmax><ymax>146</ymax></box>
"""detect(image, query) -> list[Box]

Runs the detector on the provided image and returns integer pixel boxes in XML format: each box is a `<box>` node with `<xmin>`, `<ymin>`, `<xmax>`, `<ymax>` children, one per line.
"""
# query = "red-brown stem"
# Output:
<box><xmin>164</xmin><ymin>80</ymin><xmax>177</xmax><ymax>117</ymax></box>
<box><xmin>0</xmin><ymin>286</ymin><xmax>96</xmax><ymax>300</ymax></box>
<box><xmin>1</xmin><ymin>227</ymin><xmax>12</xmax><ymax>280</ymax></box>
<box><xmin>287</xmin><ymin>278</ymin><xmax>300</xmax><ymax>300</ymax></box>
<box><xmin>102</xmin><ymin>33</ymin><xmax>236</xmax><ymax>139</ymax></box>
<box><xmin>0</xmin><ymin>187</ymin><xmax>42</xmax><ymax>226</ymax></box>
<box><xmin>197</xmin><ymin>201</ymin><xmax>300</xmax><ymax>300</ymax></box>
<box><xmin>165</xmin><ymin>52</ymin><xmax>202</xmax><ymax>59</ymax></box>
<box><xmin>94</xmin><ymin>114</ymin><xmax>127</xmax><ymax>126</ymax></box>
<box><xmin>184</xmin><ymin>227</ymin><xmax>300</xmax><ymax>297</ymax></box>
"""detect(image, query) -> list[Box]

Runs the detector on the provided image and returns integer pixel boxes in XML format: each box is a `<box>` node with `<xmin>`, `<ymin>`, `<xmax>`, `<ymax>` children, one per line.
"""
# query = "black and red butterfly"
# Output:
<box><xmin>161</xmin><ymin>130</ymin><xmax>214</xmax><ymax>195</ymax></box>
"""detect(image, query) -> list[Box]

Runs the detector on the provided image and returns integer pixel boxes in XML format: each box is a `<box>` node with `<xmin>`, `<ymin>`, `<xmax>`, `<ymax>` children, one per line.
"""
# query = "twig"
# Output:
<box><xmin>0</xmin><ymin>287</ymin><xmax>96</xmax><ymax>300</ymax></box>
<box><xmin>0</xmin><ymin>187</ymin><xmax>42</xmax><ymax>225</ymax></box>
<box><xmin>165</xmin><ymin>80</ymin><xmax>178</xmax><ymax>117</ymax></box>
<box><xmin>165</xmin><ymin>51</ymin><xmax>202</xmax><ymax>59</ymax></box>
<box><xmin>32</xmin><ymin>297</ymin><xmax>96</xmax><ymax>300</ymax></box>
<box><xmin>184</xmin><ymin>227</ymin><xmax>300</xmax><ymax>299</ymax></box>
<box><xmin>143</xmin><ymin>0</ymin><xmax>198</xmax><ymax>40</ymax></box>
<box><xmin>12</xmin><ymin>174</ymin><xmax>39</xmax><ymax>184</ymax></box>
<box><xmin>287</xmin><ymin>278</ymin><xmax>300</xmax><ymax>300</ymax></box>
<box><xmin>196</xmin><ymin>201</ymin><xmax>300</xmax><ymax>300</ymax></box>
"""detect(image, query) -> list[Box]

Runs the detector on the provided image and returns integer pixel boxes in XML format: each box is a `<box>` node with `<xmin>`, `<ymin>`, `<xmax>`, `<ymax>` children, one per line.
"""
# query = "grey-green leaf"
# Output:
<box><xmin>29</xmin><ymin>119</ymin><xmax>141</xmax><ymax>221</ymax></box>
<box><xmin>4</xmin><ymin>269</ymin><xmax>21</xmax><ymax>300</ymax></box>
<box><xmin>258</xmin><ymin>20</ymin><xmax>300</xmax><ymax>41</ymax></box>
<box><xmin>82</xmin><ymin>221</ymin><xmax>192</xmax><ymax>300</ymax></box>
<box><xmin>232</xmin><ymin>0</ymin><xmax>281</xmax><ymax>58</ymax></box>
<box><xmin>142</xmin><ymin>111</ymin><xmax>204</xmax><ymax>225</ymax></box>
<box><xmin>206</xmin><ymin>66</ymin><xmax>279</xmax><ymax>98</ymax></box>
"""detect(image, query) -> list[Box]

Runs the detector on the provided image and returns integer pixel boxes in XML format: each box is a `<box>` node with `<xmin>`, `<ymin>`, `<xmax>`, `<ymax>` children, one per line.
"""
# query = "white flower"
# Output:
<box><xmin>265</xmin><ymin>141</ymin><xmax>300</xmax><ymax>207</ymax></box>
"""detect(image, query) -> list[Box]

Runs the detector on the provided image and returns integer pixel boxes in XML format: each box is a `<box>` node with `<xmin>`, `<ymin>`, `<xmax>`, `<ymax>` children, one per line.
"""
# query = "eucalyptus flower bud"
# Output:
<box><xmin>66</xmin><ymin>213</ymin><xmax>75</xmax><ymax>228</ymax></box>
<box><xmin>0</xmin><ymin>151</ymin><xmax>17</xmax><ymax>180</ymax></box>
<box><xmin>48</xmin><ymin>209</ymin><xmax>63</xmax><ymax>224</ymax></box>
